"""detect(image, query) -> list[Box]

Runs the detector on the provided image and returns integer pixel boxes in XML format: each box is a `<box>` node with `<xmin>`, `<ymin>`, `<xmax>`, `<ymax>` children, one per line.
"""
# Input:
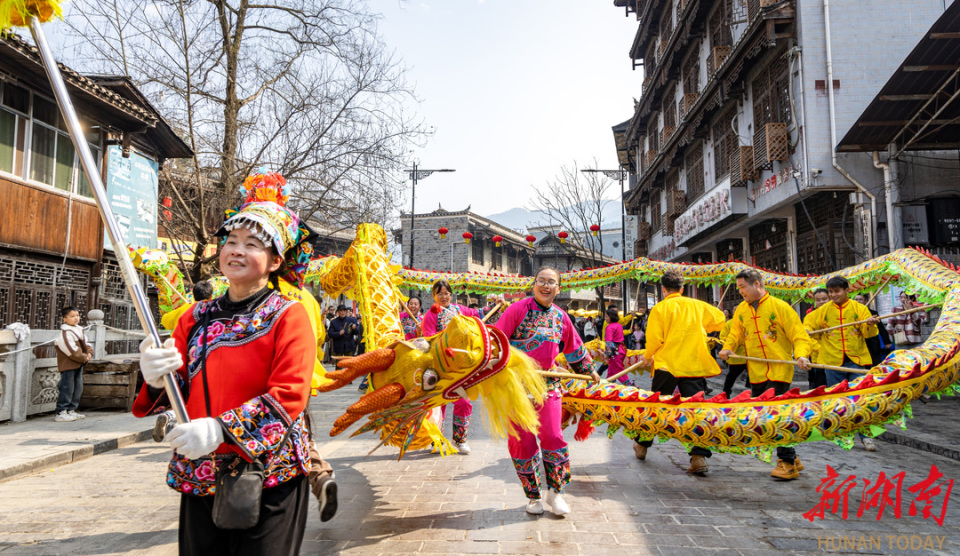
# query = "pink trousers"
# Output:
<box><xmin>507</xmin><ymin>390</ymin><xmax>571</xmax><ymax>498</ymax></box>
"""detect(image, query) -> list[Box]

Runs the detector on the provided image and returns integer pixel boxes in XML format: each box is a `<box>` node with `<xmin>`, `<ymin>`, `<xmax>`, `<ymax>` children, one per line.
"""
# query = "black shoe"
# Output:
<box><xmin>318</xmin><ymin>476</ymin><xmax>338</xmax><ymax>522</ymax></box>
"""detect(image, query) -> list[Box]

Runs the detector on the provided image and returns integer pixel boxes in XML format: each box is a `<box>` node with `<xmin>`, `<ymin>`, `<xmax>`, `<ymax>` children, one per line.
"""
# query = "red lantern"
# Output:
<box><xmin>438</xmin><ymin>227</ymin><xmax>448</xmax><ymax>239</ymax></box>
<box><xmin>557</xmin><ymin>231</ymin><xmax>569</xmax><ymax>244</ymax></box>
<box><xmin>589</xmin><ymin>224</ymin><xmax>601</xmax><ymax>237</ymax></box>
<box><xmin>163</xmin><ymin>209</ymin><xmax>172</xmax><ymax>221</ymax></box>
<box><xmin>525</xmin><ymin>234</ymin><xmax>536</xmax><ymax>247</ymax></box>
<box><xmin>492</xmin><ymin>234</ymin><xmax>503</xmax><ymax>247</ymax></box>
<box><xmin>162</xmin><ymin>196</ymin><xmax>173</xmax><ymax>208</ymax></box>
<box><xmin>462</xmin><ymin>232</ymin><xmax>473</xmax><ymax>244</ymax></box>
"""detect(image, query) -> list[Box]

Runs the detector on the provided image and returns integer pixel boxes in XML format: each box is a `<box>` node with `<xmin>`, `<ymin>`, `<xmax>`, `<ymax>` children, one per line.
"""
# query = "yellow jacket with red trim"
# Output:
<box><xmin>723</xmin><ymin>293</ymin><xmax>812</xmax><ymax>384</ymax></box>
<box><xmin>804</xmin><ymin>299</ymin><xmax>878</xmax><ymax>367</ymax></box>
<box><xmin>645</xmin><ymin>293</ymin><xmax>725</xmax><ymax>377</ymax></box>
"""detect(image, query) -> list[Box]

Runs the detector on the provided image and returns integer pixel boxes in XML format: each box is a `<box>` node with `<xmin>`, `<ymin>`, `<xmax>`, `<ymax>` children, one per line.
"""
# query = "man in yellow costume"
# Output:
<box><xmin>719</xmin><ymin>269</ymin><xmax>812</xmax><ymax>480</ymax></box>
<box><xmin>633</xmin><ymin>271</ymin><xmax>724</xmax><ymax>475</ymax></box>
<box><xmin>802</xmin><ymin>288</ymin><xmax>830</xmax><ymax>388</ymax></box>
<box><xmin>804</xmin><ymin>275</ymin><xmax>881</xmax><ymax>451</ymax></box>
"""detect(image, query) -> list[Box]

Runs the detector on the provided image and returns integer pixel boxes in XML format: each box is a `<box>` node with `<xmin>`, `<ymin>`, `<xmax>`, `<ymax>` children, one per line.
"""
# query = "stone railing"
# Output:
<box><xmin>0</xmin><ymin>310</ymin><xmax>144</xmax><ymax>422</ymax></box>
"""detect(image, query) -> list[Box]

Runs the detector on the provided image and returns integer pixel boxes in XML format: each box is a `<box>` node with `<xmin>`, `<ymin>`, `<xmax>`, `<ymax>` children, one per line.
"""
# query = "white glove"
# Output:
<box><xmin>167</xmin><ymin>417</ymin><xmax>225</xmax><ymax>459</ymax></box>
<box><xmin>139</xmin><ymin>337</ymin><xmax>183</xmax><ymax>389</ymax></box>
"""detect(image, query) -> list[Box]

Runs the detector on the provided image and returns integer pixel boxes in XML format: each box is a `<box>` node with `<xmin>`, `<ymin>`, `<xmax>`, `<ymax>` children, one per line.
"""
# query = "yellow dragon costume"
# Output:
<box><xmin>134</xmin><ymin>223</ymin><xmax>960</xmax><ymax>462</ymax></box>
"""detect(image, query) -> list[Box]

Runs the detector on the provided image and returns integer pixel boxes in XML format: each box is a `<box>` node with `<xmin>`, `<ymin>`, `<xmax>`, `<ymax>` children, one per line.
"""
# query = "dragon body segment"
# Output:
<box><xmin>135</xmin><ymin>223</ymin><xmax>960</xmax><ymax>458</ymax></box>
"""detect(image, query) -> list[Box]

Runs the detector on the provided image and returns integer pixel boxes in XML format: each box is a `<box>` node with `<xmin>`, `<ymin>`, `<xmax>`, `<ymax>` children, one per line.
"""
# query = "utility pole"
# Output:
<box><xmin>582</xmin><ymin>167</ymin><xmax>629</xmax><ymax>311</ymax></box>
<box><xmin>404</xmin><ymin>163</ymin><xmax>455</xmax><ymax>268</ymax></box>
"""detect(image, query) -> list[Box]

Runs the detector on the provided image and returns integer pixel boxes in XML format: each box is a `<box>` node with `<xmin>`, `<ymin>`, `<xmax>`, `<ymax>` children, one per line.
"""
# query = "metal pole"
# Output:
<box><xmin>620</xmin><ymin>169</ymin><xmax>628</xmax><ymax>311</ymax></box>
<box><xmin>409</xmin><ymin>162</ymin><xmax>417</xmax><ymax>269</ymax></box>
<box><xmin>29</xmin><ymin>18</ymin><xmax>189</xmax><ymax>424</ymax></box>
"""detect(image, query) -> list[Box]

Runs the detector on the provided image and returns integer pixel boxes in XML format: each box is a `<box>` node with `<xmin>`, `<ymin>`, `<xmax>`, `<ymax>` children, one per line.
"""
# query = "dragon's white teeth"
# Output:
<box><xmin>454</xmin><ymin>387</ymin><xmax>468</xmax><ymax>399</ymax></box>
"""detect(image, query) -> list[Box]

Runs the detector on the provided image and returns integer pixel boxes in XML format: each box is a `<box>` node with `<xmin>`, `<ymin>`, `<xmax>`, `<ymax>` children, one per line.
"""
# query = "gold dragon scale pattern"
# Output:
<box><xmin>304</xmin><ymin>228</ymin><xmax>960</xmax><ymax>459</ymax></box>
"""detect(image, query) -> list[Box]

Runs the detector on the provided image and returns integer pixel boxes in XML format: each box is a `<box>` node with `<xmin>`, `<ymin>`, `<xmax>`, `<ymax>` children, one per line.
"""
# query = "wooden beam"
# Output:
<box><xmin>903</xmin><ymin>64</ymin><xmax>960</xmax><ymax>72</ymax></box>
<box><xmin>858</xmin><ymin>119</ymin><xmax>957</xmax><ymax>126</ymax></box>
<box><xmin>879</xmin><ymin>94</ymin><xmax>934</xmax><ymax>101</ymax></box>
<box><xmin>930</xmin><ymin>32</ymin><xmax>960</xmax><ymax>39</ymax></box>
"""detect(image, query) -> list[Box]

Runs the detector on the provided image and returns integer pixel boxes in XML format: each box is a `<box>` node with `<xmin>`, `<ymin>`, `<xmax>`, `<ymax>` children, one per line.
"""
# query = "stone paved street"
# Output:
<box><xmin>0</xmin><ymin>369</ymin><xmax>957</xmax><ymax>555</ymax></box>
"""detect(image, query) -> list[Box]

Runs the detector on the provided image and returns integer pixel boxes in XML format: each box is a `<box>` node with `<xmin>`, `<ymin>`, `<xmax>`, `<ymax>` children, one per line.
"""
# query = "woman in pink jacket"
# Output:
<box><xmin>494</xmin><ymin>267</ymin><xmax>598</xmax><ymax>516</ymax></box>
<box><xmin>421</xmin><ymin>280</ymin><xmax>484</xmax><ymax>454</ymax></box>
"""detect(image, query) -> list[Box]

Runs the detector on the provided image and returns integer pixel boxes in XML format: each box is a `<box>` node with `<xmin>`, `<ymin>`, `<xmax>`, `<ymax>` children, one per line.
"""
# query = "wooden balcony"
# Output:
<box><xmin>667</xmin><ymin>188</ymin><xmax>687</xmax><ymax>217</ymax></box>
<box><xmin>753</xmin><ymin>123</ymin><xmax>789</xmax><ymax>170</ymax></box>
<box><xmin>706</xmin><ymin>46</ymin><xmax>731</xmax><ymax>77</ymax></box>
<box><xmin>679</xmin><ymin>93</ymin><xmax>698</xmax><ymax>121</ymax></box>
<box><xmin>730</xmin><ymin>146</ymin><xmax>757</xmax><ymax>187</ymax></box>
<box><xmin>646</xmin><ymin>150</ymin><xmax>658</xmax><ymax>168</ymax></box>
<box><xmin>637</xmin><ymin>221</ymin><xmax>651</xmax><ymax>240</ymax></box>
<box><xmin>660</xmin><ymin>125</ymin><xmax>676</xmax><ymax>146</ymax></box>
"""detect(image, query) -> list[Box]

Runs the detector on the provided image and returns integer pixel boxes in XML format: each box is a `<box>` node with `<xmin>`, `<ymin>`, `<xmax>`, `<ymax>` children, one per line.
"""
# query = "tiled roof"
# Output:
<box><xmin>0</xmin><ymin>31</ymin><xmax>157</xmax><ymax>126</ymax></box>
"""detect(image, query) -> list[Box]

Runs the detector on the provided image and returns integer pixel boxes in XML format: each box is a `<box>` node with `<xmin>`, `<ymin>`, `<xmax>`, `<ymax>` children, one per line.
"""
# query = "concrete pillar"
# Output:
<box><xmin>88</xmin><ymin>309</ymin><xmax>106</xmax><ymax>360</ymax></box>
<box><xmin>887</xmin><ymin>144</ymin><xmax>904</xmax><ymax>251</ymax></box>
<box><xmin>10</xmin><ymin>325</ymin><xmax>30</xmax><ymax>423</ymax></box>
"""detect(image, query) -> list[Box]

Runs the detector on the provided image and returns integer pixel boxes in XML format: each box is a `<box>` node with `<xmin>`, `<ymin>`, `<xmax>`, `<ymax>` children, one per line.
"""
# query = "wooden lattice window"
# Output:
<box><xmin>685</xmin><ymin>142</ymin><xmax>705</xmax><ymax>202</ymax></box>
<box><xmin>709</xmin><ymin>0</ymin><xmax>732</xmax><ymax>49</ymax></box>
<box><xmin>752</xmin><ymin>53</ymin><xmax>791</xmax><ymax>129</ymax></box>
<box><xmin>712</xmin><ymin>110</ymin><xmax>737</xmax><ymax>183</ymax></box>
<box><xmin>646</xmin><ymin>39</ymin><xmax>659</xmax><ymax>69</ymax></box>
<box><xmin>651</xmin><ymin>188</ymin><xmax>662</xmax><ymax>234</ymax></box>
<box><xmin>662</xmin><ymin>84</ymin><xmax>678</xmax><ymax>131</ymax></box>
<box><xmin>682</xmin><ymin>46</ymin><xmax>700</xmax><ymax>95</ymax></box>
<box><xmin>659</xmin><ymin>4</ymin><xmax>674</xmax><ymax>41</ymax></box>
<box><xmin>648</xmin><ymin>118</ymin><xmax>660</xmax><ymax>152</ymax></box>
<box><xmin>472</xmin><ymin>240</ymin><xmax>484</xmax><ymax>265</ymax></box>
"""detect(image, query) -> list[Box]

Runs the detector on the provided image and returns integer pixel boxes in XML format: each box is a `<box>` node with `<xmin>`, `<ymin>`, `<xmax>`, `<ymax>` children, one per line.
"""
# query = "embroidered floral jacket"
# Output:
<box><xmin>494</xmin><ymin>298</ymin><xmax>592</xmax><ymax>390</ymax></box>
<box><xmin>133</xmin><ymin>290</ymin><xmax>315</xmax><ymax>496</ymax></box>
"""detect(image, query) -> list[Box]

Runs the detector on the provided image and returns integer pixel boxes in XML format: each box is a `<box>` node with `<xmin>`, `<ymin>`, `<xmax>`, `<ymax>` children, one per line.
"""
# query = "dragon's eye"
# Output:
<box><xmin>421</xmin><ymin>369</ymin><xmax>440</xmax><ymax>390</ymax></box>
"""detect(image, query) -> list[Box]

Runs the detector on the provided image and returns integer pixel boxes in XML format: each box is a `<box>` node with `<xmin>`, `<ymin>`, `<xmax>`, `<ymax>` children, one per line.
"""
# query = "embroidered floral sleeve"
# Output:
<box><xmin>567</xmin><ymin>344</ymin><xmax>593</xmax><ymax>374</ymax></box>
<box><xmin>218</xmin><ymin>393</ymin><xmax>294</xmax><ymax>461</ymax></box>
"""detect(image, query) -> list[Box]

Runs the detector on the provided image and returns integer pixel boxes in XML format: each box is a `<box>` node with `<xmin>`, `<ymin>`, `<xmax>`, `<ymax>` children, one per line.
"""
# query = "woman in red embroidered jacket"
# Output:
<box><xmin>136</xmin><ymin>171</ymin><xmax>320</xmax><ymax>556</ymax></box>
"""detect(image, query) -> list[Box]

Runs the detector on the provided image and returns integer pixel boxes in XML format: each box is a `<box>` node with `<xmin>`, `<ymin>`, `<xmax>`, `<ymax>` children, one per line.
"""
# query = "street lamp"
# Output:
<box><xmin>582</xmin><ymin>167</ymin><xmax>629</xmax><ymax>311</ymax></box>
<box><xmin>404</xmin><ymin>163</ymin><xmax>455</xmax><ymax>268</ymax></box>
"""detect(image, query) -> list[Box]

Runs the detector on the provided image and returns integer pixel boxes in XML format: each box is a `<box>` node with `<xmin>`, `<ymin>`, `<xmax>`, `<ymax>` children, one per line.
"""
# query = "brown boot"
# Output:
<box><xmin>771</xmin><ymin>459</ymin><xmax>799</xmax><ymax>480</ymax></box>
<box><xmin>633</xmin><ymin>443</ymin><xmax>647</xmax><ymax>460</ymax></box>
<box><xmin>686</xmin><ymin>455</ymin><xmax>708</xmax><ymax>475</ymax></box>
<box><xmin>793</xmin><ymin>457</ymin><xmax>804</xmax><ymax>472</ymax></box>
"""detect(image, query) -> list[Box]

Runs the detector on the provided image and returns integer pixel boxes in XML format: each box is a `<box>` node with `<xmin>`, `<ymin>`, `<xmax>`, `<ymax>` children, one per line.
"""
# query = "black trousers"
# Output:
<box><xmin>750</xmin><ymin>381</ymin><xmax>797</xmax><ymax>464</ymax></box>
<box><xmin>179</xmin><ymin>475</ymin><xmax>310</xmax><ymax>556</ymax></box>
<box><xmin>721</xmin><ymin>364</ymin><xmax>747</xmax><ymax>397</ymax></box>
<box><xmin>636</xmin><ymin>370</ymin><xmax>711</xmax><ymax>457</ymax></box>
<box><xmin>808</xmin><ymin>369</ymin><xmax>827</xmax><ymax>389</ymax></box>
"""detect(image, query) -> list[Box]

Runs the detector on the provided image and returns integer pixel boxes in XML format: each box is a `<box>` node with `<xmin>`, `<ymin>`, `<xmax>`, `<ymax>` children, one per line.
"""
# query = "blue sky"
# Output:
<box><xmin>374</xmin><ymin>1</ymin><xmax>642</xmax><ymax>217</ymax></box>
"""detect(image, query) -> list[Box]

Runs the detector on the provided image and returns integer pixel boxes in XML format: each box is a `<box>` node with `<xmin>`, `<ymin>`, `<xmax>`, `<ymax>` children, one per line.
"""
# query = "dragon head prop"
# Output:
<box><xmin>317</xmin><ymin>315</ymin><xmax>546</xmax><ymax>458</ymax></box>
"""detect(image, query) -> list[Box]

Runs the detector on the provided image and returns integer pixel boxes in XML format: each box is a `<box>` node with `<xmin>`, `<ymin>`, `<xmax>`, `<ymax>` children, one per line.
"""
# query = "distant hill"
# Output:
<box><xmin>485</xmin><ymin>201</ymin><xmax>622</xmax><ymax>234</ymax></box>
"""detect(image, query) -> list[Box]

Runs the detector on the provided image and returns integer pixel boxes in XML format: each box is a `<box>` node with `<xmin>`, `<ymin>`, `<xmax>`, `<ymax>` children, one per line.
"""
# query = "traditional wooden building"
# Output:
<box><xmin>610</xmin><ymin>0</ymin><xmax>951</xmax><ymax>311</ymax></box>
<box><xmin>0</xmin><ymin>33</ymin><xmax>191</xmax><ymax>331</ymax></box>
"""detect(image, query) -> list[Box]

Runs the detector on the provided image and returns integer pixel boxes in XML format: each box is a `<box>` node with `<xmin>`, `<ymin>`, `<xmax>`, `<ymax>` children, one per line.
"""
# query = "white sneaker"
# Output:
<box><xmin>544</xmin><ymin>489</ymin><xmax>570</xmax><ymax>516</ymax></box>
<box><xmin>68</xmin><ymin>410</ymin><xmax>85</xmax><ymax>419</ymax></box>
<box><xmin>55</xmin><ymin>411</ymin><xmax>78</xmax><ymax>422</ymax></box>
<box><xmin>454</xmin><ymin>441</ymin><xmax>471</xmax><ymax>455</ymax></box>
<box><xmin>525</xmin><ymin>499</ymin><xmax>544</xmax><ymax>515</ymax></box>
<box><xmin>862</xmin><ymin>437</ymin><xmax>877</xmax><ymax>452</ymax></box>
